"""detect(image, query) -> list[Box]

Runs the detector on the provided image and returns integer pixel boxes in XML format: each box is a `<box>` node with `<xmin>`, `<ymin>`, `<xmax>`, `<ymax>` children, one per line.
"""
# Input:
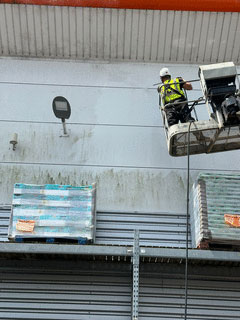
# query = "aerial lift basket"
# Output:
<box><xmin>160</xmin><ymin>62</ymin><xmax>240</xmax><ymax>156</ymax></box>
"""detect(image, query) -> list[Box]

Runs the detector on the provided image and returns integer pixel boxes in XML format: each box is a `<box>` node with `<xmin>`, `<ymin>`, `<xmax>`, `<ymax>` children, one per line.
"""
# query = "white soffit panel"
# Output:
<box><xmin>0</xmin><ymin>4</ymin><xmax>239</xmax><ymax>64</ymax></box>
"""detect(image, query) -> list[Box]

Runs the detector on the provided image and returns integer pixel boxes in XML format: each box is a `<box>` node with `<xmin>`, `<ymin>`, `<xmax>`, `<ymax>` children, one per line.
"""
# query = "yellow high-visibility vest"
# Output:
<box><xmin>160</xmin><ymin>78</ymin><xmax>185</xmax><ymax>105</ymax></box>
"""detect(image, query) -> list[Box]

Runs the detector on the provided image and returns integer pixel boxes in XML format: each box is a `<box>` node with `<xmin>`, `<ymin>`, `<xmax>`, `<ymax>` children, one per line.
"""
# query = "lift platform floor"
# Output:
<box><xmin>168</xmin><ymin>120</ymin><xmax>240</xmax><ymax>156</ymax></box>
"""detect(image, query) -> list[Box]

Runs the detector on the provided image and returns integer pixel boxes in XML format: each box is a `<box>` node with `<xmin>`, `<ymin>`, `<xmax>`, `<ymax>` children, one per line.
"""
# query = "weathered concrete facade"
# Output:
<box><xmin>0</xmin><ymin>58</ymin><xmax>239</xmax><ymax>214</ymax></box>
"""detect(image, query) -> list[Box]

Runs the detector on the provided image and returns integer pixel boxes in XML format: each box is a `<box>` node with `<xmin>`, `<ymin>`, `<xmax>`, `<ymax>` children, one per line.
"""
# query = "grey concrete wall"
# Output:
<box><xmin>0</xmin><ymin>58</ymin><xmax>239</xmax><ymax>213</ymax></box>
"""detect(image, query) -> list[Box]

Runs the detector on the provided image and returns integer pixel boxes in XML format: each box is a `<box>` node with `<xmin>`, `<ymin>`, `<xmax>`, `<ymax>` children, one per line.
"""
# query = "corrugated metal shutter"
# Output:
<box><xmin>1</xmin><ymin>262</ymin><xmax>240</xmax><ymax>320</ymax></box>
<box><xmin>0</xmin><ymin>264</ymin><xmax>131</xmax><ymax>320</ymax></box>
<box><xmin>140</xmin><ymin>272</ymin><xmax>240</xmax><ymax>319</ymax></box>
<box><xmin>0</xmin><ymin>206</ymin><xmax>10</xmax><ymax>242</ymax></box>
<box><xmin>1</xmin><ymin>4</ymin><xmax>240</xmax><ymax>65</ymax></box>
<box><xmin>97</xmin><ymin>211</ymin><xmax>190</xmax><ymax>247</ymax></box>
<box><xmin>0</xmin><ymin>207</ymin><xmax>190</xmax><ymax>247</ymax></box>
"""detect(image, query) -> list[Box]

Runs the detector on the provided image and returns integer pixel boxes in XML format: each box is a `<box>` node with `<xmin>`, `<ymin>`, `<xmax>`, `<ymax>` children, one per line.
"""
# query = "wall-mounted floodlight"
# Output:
<box><xmin>52</xmin><ymin>96</ymin><xmax>71</xmax><ymax>136</ymax></box>
<box><xmin>10</xmin><ymin>133</ymin><xmax>18</xmax><ymax>151</ymax></box>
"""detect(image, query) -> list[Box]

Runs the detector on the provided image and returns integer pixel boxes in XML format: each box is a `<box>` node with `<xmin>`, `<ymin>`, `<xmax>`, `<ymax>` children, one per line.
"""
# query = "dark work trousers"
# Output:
<box><xmin>164</xmin><ymin>102</ymin><xmax>195</xmax><ymax>127</ymax></box>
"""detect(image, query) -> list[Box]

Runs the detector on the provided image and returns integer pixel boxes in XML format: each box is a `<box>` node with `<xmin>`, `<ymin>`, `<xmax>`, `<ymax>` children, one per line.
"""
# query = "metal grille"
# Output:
<box><xmin>0</xmin><ymin>206</ymin><xmax>10</xmax><ymax>242</ymax></box>
<box><xmin>0</xmin><ymin>207</ymin><xmax>191</xmax><ymax>248</ymax></box>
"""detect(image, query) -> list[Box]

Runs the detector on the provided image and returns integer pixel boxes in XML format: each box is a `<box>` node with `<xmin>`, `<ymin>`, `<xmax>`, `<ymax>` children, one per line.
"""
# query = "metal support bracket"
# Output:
<box><xmin>132</xmin><ymin>229</ymin><xmax>140</xmax><ymax>320</ymax></box>
<box><xmin>207</xmin><ymin>127</ymin><xmax>223</xmax><ymax>153</ymax></box>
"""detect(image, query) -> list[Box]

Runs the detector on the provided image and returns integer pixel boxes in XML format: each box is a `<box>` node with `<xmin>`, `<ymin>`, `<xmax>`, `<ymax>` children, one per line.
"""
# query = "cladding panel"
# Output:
<box><xmin>203</xmin><ymin>12</ymin><xmax>217</xmax><ymax>63</ymax></box>
<box><xmin>140</xmin><ymin>275</ymin><xmax>240</xmax><ymax>319</ymax></box>
<box><xmin>0</xmin><ymin>267</ymin><xmax>131</xmax><ymax>320</ymax></box>
<box><xmin>26</xmin><ymin>5</ymin><xmax>36</xmax><ymax>56</ymax></box>
<box><xmin>224</xmin><ymin>13</ymin><xmax>238</xmax><ymax>62</ymax></box>
<box><xmin>176</xmin><ymin>11</ymin><xmax>188</xmax><ymax>63</ymax></box>
<box><xmin>1</xmin><ymin>4</ymin><xmax>240</xmax><ymax>64</ymax></box>
<box><xmin>0</xmin><ymin>263</ymin><xmax>240</xmax><ymax>320</ymax></box>
<box><xmin>170</xmin><ymin>11</ymin><xmax>181</xmax><ymax>62</ymax></box>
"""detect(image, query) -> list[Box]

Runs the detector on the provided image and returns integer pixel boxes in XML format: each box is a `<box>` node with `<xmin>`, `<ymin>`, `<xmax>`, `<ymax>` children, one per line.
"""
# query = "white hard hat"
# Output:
<box><xmin>160</xmin><ymin>67</ymin><xmax>171</xmax><ymax>78</ymax></box>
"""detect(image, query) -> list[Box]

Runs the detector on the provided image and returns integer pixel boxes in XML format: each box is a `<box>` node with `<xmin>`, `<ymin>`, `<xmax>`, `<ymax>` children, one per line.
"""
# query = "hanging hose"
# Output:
<box><xmin>184</xmin><ymin>120</ymin><xmax>193</xmax><ymax>320</ymax></box>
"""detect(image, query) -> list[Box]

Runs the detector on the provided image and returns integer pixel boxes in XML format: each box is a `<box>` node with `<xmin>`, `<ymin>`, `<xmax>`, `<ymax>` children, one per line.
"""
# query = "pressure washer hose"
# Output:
<box><xmin>184</xmin><ymin>120</ymin><xmax>193</xmax><ymax>320</ymax></box>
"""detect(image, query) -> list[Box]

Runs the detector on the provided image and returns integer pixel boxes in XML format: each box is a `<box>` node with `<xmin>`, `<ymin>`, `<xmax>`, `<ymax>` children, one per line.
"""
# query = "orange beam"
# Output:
<box><xmin>0</xmin><ymin>0</ymin><xmax>240</xmax><ymax>12</ymax></box>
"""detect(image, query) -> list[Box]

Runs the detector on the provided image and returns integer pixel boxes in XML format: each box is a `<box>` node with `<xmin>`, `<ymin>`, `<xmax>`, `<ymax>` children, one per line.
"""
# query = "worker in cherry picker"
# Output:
<box><xmin>158</xmin><ymin>67</ymin><xmax>194</xmax><ymax>126</ymax></box>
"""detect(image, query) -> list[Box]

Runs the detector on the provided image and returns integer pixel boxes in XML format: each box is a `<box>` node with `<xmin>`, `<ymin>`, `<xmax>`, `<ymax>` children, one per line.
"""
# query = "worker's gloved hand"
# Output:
<box><xmin>157</xmin><ymin>86</ymin><xmax>161</xmax><ymax>93</ymax></box>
